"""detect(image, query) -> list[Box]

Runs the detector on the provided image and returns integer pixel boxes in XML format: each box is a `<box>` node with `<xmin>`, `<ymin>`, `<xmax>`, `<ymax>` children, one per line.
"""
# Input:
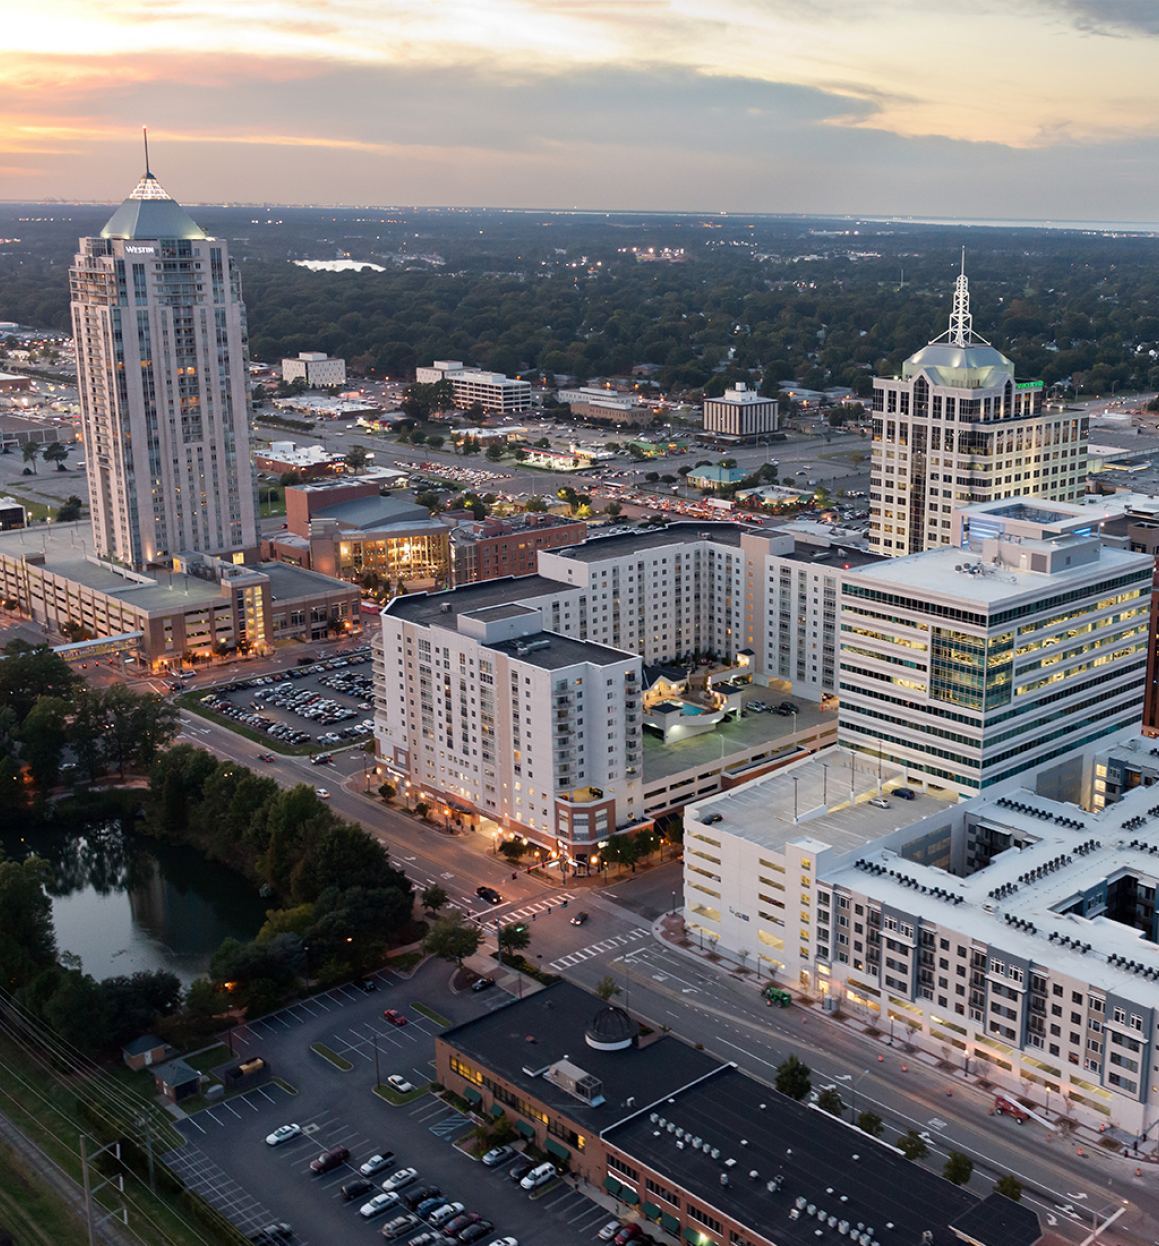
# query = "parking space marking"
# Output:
<box><xmin>162</xmin><ymin>1142</ymin><xmax>285</xmax><ymax>1239</ymax></box>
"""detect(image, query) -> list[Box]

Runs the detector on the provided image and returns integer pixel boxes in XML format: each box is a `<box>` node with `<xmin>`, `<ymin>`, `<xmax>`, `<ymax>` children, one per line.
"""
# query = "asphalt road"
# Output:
<box><xmin>175</xmin><ymin>706</ymin><xmax>1158</xmax><ymax>1246</ymax></box>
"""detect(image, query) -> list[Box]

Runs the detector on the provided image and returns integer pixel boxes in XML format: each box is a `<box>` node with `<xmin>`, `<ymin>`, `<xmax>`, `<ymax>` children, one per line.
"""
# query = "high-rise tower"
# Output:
<box><xmin>869</xmin><ymin>256</ymin><xmax>1087</xmax><ymax>557</ymax></box>
<box><xmin>70</xmin><ymin>143</ymin><xmax>258</xmax><ymax>568</ymax></box>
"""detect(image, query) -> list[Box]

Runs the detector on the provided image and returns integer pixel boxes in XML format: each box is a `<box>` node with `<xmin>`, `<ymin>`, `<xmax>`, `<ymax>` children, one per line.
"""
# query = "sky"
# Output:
<box><xmin>4</xmin><ymin>0</ymin><xmax>1159</xmax><ymax>220</ymax></box>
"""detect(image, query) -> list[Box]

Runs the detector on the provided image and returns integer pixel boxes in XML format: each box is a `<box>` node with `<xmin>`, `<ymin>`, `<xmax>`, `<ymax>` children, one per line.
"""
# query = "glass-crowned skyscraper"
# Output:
<box><xmin>70</xmin><ymin>153</ymin><xmax>258</xmax><ymax>568</ymax></box>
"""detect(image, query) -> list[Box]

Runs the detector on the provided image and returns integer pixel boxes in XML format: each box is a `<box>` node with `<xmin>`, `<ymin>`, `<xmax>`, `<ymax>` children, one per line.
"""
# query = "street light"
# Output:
<box><xmin>836</xmin><ymin>1068</ymin><xmax>870</xmax><ymax>1122</ymax></box>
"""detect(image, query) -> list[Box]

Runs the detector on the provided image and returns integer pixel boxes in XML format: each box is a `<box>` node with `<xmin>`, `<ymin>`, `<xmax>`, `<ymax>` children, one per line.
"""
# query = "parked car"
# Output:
<box><xmin>257</xmin><ymin>753</ymin><xmax>275</xmax><ymax>762</ymax></box>
<box><xmin>402</xmin><ymin>1184</ymin><xmax>441</xmax><ymax>1211</ymax></box>
<box><xmin>520</xmin><ymin>1162</ymin><xmax>557</xmax><ymax>1191</ymax></box>
<box><xmin>507</xmin><ymin>1158</ymin><xmax>535</xmax><ymax>1185</ymax></box>
<box><xmin>383</xmin><ymin>1008</ymin><xmax>408</xmax><ymax>1027</ymax></box>
<box><xmin>894</xmin><ymin>787</ymin><xmax>916</xmax><ymax>800</ymax></box>
<box><xmin>315</xmin><ymin>787</ymin><xmax>330</xmax><ymax>799</ymax></box>
<box><xmin>868</xmin><ymin>797</ymin><xmax>890</xmax><ymax>809</ymax></box>
<box><xmin>249</xmin><ymin>1223</ymin><xmax>293</xmax><ymax>1244</ymax></box>
<box><xmin>443</xmin><ymin>1212</ymin><xmax>480</xmax><ymax>1237</ymax></box>
<box><xmin>359</xmin><ymin>978</ymin><xmax>379</xmax><ymax>992</ymax></box>
<box><xmin>475</xmin><ymin>885</ymin><xmax>503</xmax><ymax>905</ymax></box>
<box><xmin>359</xmin><ymin>1192</ymin><xmax>401</xmax><ymax>1219</ymax></box>
<box><xmin>380</xmin><ymin>1166</ymin><xmax>418</xmax><ymax>1193</ymax></box>
<box><xmin>381</xmin><ymin>1213</ymin><xmax>419</xmax><ymax>1240</ymax></box>
<box><xmin>309</xmin><ymin>1145</ymin><xmax>349</xmax><ymax>1174</ymax></box>
<box><xmin>415</xmin><ymin>1196</ymin><xmax>450</xmax><ymax>1219</ymax></box>
<box><xmin>486</xmin><ymin>1239</ymin><xmax>519</xmax><ymax>1246</ymax></box>
<box><xmin>459</xmin><ymin>1223</ymin><xmax>495</xmax><ymax>1244</ymax></box>
<box><xmin>598</xmin><ymin>1223</ymin><xmax>624</xmax><ymax>1242</ymax></box>
<box><xmin>264</xmin><ymin>1123</ymin><xmax>301</xmax><ymax>1147</ymax></box>
<box><xmin>428</xmin><ymin>1202</ymin><xmax>466</xmax><ymax>1228</ymax></box>
<box><xmin>387</xmin><ymin>1075</ymin><xmax>414</xmax><ymax>1094</ymax></box>
<box><xmin>614</xmin><ymin>1226</ymin><xmax>645</xmax><ymax>1245</ymax></box>
<box><xmin>471</xmin><ymin>976</ymin><xmax>495</xmax><ymax>992</ymax></box>
<box><xmin>481</xmin><ymin>1144</ymin><xmax>514</xmax><ymax>1167</ymax></box>
<box><xmin>341</xmin><ymin>1178</ymin><xmax>373</xmax><ymax>1201</ymax></box>
<box><xmin>359</xmin><ymin>1152</ymin><xmax>396</xmax><ymax>1176</ymax></box>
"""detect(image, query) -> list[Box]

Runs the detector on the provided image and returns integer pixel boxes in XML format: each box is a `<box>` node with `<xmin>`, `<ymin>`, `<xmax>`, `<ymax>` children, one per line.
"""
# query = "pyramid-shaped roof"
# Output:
<box><xmin>101</xmin><ymin>170</ymin><xmax>207</xmax><ymax>242</ymax></box>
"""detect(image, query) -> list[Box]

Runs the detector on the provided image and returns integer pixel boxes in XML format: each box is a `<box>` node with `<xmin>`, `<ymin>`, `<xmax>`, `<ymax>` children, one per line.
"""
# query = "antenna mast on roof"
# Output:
<box><xmin>143</xmin><ymin>126</ymin><xmax>152</xmax><ymax>177</ymax></box>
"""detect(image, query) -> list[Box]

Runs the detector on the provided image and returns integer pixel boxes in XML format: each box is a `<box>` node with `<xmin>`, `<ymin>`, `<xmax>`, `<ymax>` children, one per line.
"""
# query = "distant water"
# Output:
<box><xmin>852</xmin><ymin>214</ymin><xmax>1159</xmax><ymax>235</ymax></box>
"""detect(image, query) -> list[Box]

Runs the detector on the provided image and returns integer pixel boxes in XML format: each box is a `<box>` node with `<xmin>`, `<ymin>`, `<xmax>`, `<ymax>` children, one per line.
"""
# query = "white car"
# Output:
<box><xmin>359</xmin><ymin>1153</ymin><xmax>395</xmax><ymax>1176</ymax></box>
<box><xmin>359</xmin><ymin>1192</ymin><xmax>400</xmax><ymax>1219</ymax></box>
<box><xmin>387</xmin><ymin>1074</ymin><xmax>414</xmax><ymax>1094</ymax></box>
<box><xmin>380</xmin><ymin>1166</ymin><xmax>418</xmax><ymax>1192</ymax></box>
<box><xmin>487</xmin><ymin>1239</ymin><xmax>519</xmax><ymax>1246</ymax></box>
<box><xmin>315</xmin><ymin>787</ymin><xmax>330</xmax><ymax>799</ymax></box>
<box><xmin>264</xmin><ymin>1123</ymin><xmax>301</xmax><ymax>1147</ymax></box>
<box><xmin>598</xmin><ymin>1223</ymin><xmax>622</xmax><ymax>1242</ymax></box>
<box><xmin>481</xmin><ymin>1145</ymin><xmax>514</xmax><ymax>1167</ymax></box>
<box><xmin>520</xmin><ymin>1161</ymin><xmax>557</xmax><ymax>1190</ymax></box>
<box><xmin>428</xmin><ymin>1201</ymin><xmax>464</xmax><ymax>1228</ymax></box>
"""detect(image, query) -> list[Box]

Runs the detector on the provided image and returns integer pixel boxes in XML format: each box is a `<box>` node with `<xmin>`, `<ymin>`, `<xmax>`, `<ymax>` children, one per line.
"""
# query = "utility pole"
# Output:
<box><xmin>136</xmin><ymin>1115</ymin><xmax>156</xmax><ymax>1193</ymax></box>
<box><xmin>373</xmin><ymin>1032</ymin><xmax>381</xmax><ymax>1090</ymax></box>
<box><xmin>80</xmin><ymin>1133</ymin><xmax>129</xmax><ymax>1245</ymax></box>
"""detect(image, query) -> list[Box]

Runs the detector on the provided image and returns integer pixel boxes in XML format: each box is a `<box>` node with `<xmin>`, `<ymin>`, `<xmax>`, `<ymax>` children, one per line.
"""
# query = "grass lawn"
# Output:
<box><xmin>310</xmin><ymin>1042</ymin><xmax>353</xmax><ymax>1071</ymax></box>
<box><xmin>0</xmin><ymin>1142</ymin><xmax>89</xmax><ymax>1246</ymax></box>
<box><xmin>385</xmin><ymin>950</ymin><xmax>424</xmax><ymax>973</ymax></box>
<box><xmin>373</xmin><ymin>1080</ymin><xmax>430</xmax><ymax>1107</ymax></box>
<box><xmin>258</xmin><ymin>484</ymin><xmax>286</xmax><ymax>517</ymax></box>
<box><xmin>5</xmin><ymin>491</ymin><xmax>54</xmax><ymax>522</ymax></box>
<box><xmin>411</xmin><ymin>1002</ymin><xmax>450</xmax><ymax>1028</ymax></box>
<box><xmin>185</xmin><ymin>1044</ymin><xmax>230</xmax><ymax>1073</ymax></box>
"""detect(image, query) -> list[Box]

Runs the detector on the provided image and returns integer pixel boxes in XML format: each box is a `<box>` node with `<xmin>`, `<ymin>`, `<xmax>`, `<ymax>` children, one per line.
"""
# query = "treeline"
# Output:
<box><xmin>0</xmin><ymin>643</ymin><xmax>179</xmax><ymax>822</ymax></box>
<box><xmin>148</xmin><ymin>747</ymin><xmax>416</xmax><ymax>1014</ymax></box>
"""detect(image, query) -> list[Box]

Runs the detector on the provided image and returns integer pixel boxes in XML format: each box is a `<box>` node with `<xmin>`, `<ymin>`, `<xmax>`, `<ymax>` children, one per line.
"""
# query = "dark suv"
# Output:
<box><xmin>475</xmin><ymin>885</ymin><xmax>502</xmax><ymax>905</ymax></box>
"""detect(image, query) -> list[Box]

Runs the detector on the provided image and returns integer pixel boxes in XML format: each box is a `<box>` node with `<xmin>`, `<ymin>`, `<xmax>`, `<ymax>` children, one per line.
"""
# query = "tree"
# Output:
<box><xmin>594</xmin><ymin>975</ymin><xmax>621</xmax><ymax>1002</ymax></box>
<box><xmin>378</xmin><ymin>782</ymin><xmax>396</xmax><ymax>804</ymax></box>
<box><xmin>816</xmin><ymin>1087</ymin><xmax>844</xmax><ymax>1116</ymax></box>
<box><xmin>41</xmin><ymin>441</ymin><xmax>70</xmax><ymax>471</ymax></box>
<box><xmin>421</xmin><ymin>885</ymin><xmax>449</xmax><ymax>916</ymax></box>
<box><xmin>523</xmin><ymin>496</ymin><xmax>548</xmax><ymax>513</ymax></box>
<box><xmin>943</xmin><ymin>1151</ymin><xmax>973</xmax><ymax>1186</ymax></box>
<box><xmin>422</xmin><ymin>914</ymin><xmax>481</xmax><ymax>967</ymax></box>
<box><xmin>498</xmin><ymin>838</ymin><xmax>531</xmax><ymax>863</ymax></box>
<box><xmin>774</xmin><ymin>1055</ymin><xmax>811</xmax><ymax>1101</ymax></box>
<box><xmin>344</xmin><ymin>445</ymin><xmax>370</xmax><ymax>473</ymax></box>
<box><xmin>426</xmin><ymin>434</ymin><xmax>445</xmax><ymax>450</ymax></box>
<box><xmin>19</xmin><ymin>695</ymin><xmax>70</xmax><ymax>789</ymax></box>
<box><xmin>605</xmin><ymin>501</ymin><xmax>622</xmax><ymax>517</ymax></box>
<box><xmin>485</xmin><ymin>443</ymin><xmax>504</xmax><ymax>462</ymax></box>
<box><xmin>56</xmin><ymin>495</ymin><xmax>83</xmax><ymax>522</ymax></box>
<box><xmin>21</xmin><ymin>442</ymin><xmax>39</xmax><ymax>473</ymax></box>
<box><xmin>897</xmin><ymin>1130</ymin><xmax>928</xmax><ymax>1161</ymax></box>
<box><xmin>994</xmin><ymin>1175</ymin><xmax>1023</xmax><ymax>1202</ymax></box>
<box><xmin>857</xmin><ymin>1111</ymin><xmax>884</xmax><ymax>1137</ymax></box>
<box><xmin>497</xmin><ymin>922</ymin><xmax>531</xmax><ymax>958</ymax></box>
<box><xmin>0</xmin><ymin>858</ymin><xmax>56</xmax><ymax>988</ymax></box>
<box><xmin>0</xmin><ymin>643</ymin><xmax>79</xmax><ymax>723</ymax></box>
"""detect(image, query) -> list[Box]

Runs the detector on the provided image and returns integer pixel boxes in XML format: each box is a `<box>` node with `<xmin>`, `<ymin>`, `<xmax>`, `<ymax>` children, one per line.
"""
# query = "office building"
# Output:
<box><xmin>0</xmin><ymin>522</ymin><xmax>358</xmax><ymax>667</ymax></box>
<box><xmin>450</xmin><ymin>513</ymin><xmax>588</xmax><ymax>584</ymax></box>
<box><xmin>557</xmin><ymin>386</ymin><xmax>641</xmax><ymax>424</ymax></box>
<box><xmin>415</xmin><ymin>360</ymin><xmax>532</xmax><ymax>414</ymax></box>
<box><xmin>70</xmin><ymin>157</ymin><xmax>258</xmax><ymax>567</ymax></box>
<box><xmin>281</xmin><ymin>351</ymin><xmax>346</xmax><ymax>388</ymax></box>
<box><xmin>839</xmin><ymin>499</ymin><xmax>1152</xmax><ymax>797</ymax></box>
<box><xmin>263</xmin><ymin>478</ymin><xmax>450</xmax><ymax>588</ymax></box>
<box><xmin>702</xmin><ymin>382</ymin><xmax>779</xmax><ymax>440</ymax></box>
<box><xmin>869</xmin><ymin>262</ymin><xmax>1087</xmax><ymax>557</ymax></box>
<box><xmin>438</xmin><ymin>982</ymin><xmax>1040</xmax><ymax>1246</ymax></box>
<box><xmin>685</xmin><ymin>730</ymin><xmax>1159</xmax><ymax>1135</ymax></box>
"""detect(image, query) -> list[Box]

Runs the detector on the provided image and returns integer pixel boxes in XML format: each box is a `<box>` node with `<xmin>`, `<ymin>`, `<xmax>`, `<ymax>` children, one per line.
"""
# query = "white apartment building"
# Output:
<box><xmin>281</xmin><ymin>351</ymin><xmax>346</xmax><ymax>388</ymax></box>
<box><xmin>557</xmin><ymin>387</ymin><xmax>640</xmax><ymax>423</ymax></box>
<box><xmin>71</xmin><ymin>162</ymin><xmax>258</xmax><ymax>569</ymax></box>
<box><xmin>839</xmin><ymin>499</ymin><xmax>1152</xmax><ymax>797</ymax></box>
<box><xmin>376</xmin><ymin>584</ymin><xmax>643</xmax><ymax>852</ymax></box>
<box><xmin>415</xmin><ymin>360</ymin><xmax>533</xmax><ymax>415</ymax></box>
<box><xmin>870</xmin><ymin>264</ymin><xmax>1087</xmax><ymax>556</ymax></box>
<box><xmin>702</xmin><ymin>383</ymin><xmax>779</xmax><ymax>440</ymax></box>
<box><xmin>684</xmin><ymin>734</ymin><xmax>1159</xmax><ymax>1135</ymax></box>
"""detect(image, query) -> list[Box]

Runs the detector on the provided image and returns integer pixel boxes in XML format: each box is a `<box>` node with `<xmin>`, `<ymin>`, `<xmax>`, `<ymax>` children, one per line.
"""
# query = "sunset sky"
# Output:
<box><xmin>5</xmin><ymin>0</ymin><xmax>1159</xmax><ymax>218</ymax></box>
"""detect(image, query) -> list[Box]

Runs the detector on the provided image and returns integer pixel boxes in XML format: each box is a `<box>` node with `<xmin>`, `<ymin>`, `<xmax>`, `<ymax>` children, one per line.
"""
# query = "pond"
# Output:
<box><xmin>1</xmin><ymin>821</ymin><xmax>269</xmax><ymax>984</ymax></box>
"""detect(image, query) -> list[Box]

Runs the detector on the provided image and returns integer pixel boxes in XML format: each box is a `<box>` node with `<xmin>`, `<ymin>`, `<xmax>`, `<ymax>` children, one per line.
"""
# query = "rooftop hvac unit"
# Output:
<box><xmin>649</xmin><ymin>1112</ymin><xmax>658</xmax><ymax>1124</ymax></box>
<box><xmin>750</xmin><ymin>1170</ymin><xmax>760</xmax><ymax>1181</ymax></box>
<box><xmin>711</xmin><ymin>1148</ymin><xmax>720</xmax><ymax>1160</ymax></box>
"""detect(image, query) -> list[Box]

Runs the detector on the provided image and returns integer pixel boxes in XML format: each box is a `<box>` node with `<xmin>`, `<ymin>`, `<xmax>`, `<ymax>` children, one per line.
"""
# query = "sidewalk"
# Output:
<box><xmin>651</xmin><ymin>913</ymin><xmax>1158</xmax><ymax>1170</ymax></box>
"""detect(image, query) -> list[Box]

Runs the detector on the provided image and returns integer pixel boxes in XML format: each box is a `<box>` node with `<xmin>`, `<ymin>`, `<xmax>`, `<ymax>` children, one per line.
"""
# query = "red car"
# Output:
<box><xmin>613</xmin><ymin>1227</ymin><xmax>645</xmax><ymax>1246</ymax></box>
<box><xmin>310</xmin><ymin>1145</ymin><xmax>350</xmax><ymax>1174</ymax></box>
<box><xmin>383</xmin><ymin>1009</ymin><xmax>408</xmax><ymax>1027</ymax></box>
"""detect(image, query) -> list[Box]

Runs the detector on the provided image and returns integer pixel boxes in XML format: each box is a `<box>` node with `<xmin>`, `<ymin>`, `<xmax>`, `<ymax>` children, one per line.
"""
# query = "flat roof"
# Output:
<box><xmin>486</xmin><ymin>630</ymin><xmax>635</xmax><ymax>671</ymax></box>
<box><xmin>603</xmin><ymin>1068</ymin><xmax>984</xmax><ymax>1246</ymax></box>
<box><xmin>556</xmin><ymin>521</ymin><xmax>750</xmax><ymax>563</ymax></box>
<box><xmin>440</xmin><ymin>981</ymin><xmax>722</xmax><ymax>1134</ymax></box>
<box><xmin>845</xmin><ymin>543</ymin><xmax>1148</xmax><ymax>606</ymax></box>
<box><xmin>260</xmin><ymin>561</ymin><xmax>358</xmax><ymax>602</ymax></box>
<box><xmin>778</xmin><ymin>541</ymin><xmax>882</xmax><ymax>571</ymax></box>
<box><xmin>687</xmin><ymin>748</ymin><xmax>952</xmax><ymax>855</ymax></box>
<box><xmin>386</xmin><ymin>574</ymin><xmax>573</xmax><ymax>625</ymax></box>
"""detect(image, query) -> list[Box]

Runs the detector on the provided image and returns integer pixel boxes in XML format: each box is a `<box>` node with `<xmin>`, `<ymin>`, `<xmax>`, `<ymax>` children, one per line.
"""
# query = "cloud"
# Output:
<box><xmin>1047</xmin><ymin>1</ymin><xmax>1159</xmax><ymax>37</ymax></box>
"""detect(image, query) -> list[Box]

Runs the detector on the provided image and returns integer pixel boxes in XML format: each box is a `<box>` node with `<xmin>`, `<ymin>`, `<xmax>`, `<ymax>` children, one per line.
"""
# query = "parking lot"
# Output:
<box><xmin>196</xmin><ymin>648</ymin><xmax>375</xmax><ymax>749</ymax></box>
<box><xmin>162</xmin><ymin>960</ymin><xmax>605</xmax><ymax>1245</ymax></box>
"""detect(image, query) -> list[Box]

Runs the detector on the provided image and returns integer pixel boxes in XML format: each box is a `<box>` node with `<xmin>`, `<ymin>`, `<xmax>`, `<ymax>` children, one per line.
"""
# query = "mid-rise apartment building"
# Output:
<box><xmin>71</xmin><ymin>160</ymin><xmax>258</xmax><ymax>568</ymax></box>
<box><xmin>870</xmin><ymin>264</ymin><xmax>1087</xmax><ymax>557</ymax></box>
<box><xmin>839</xmin><ymin>500</ymin><xmax>1152</xmax><ymax>796</ymax></box>
<box><xmin>281</xmin><ymin>351</ymin><xmax>346</xmax><ymax>388</ymax></box>
<box><xmin>684</xmin><ymin>734</ymin><xmax>1159</xmax><ymax>1135</ymax></box>
<box><xmin>415</xmin><ymin>360</ymin><xmax>533</xmax><ymax>414</ymax></box>
<box><xmin>702</xmin><ymin>382</ymin><xmax>779</xmax><ymax>440</ymax></box>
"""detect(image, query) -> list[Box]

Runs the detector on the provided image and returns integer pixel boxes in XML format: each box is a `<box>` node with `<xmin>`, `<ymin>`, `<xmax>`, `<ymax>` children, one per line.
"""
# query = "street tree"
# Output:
<box><xmin>21</xmin><ymin>442</ymin><xmax>39</xmax><ymax>473</ymax></box>
<box><xmin>421</xmin><ymin>884</ymin><xmax>449</xmax><ymax>915</ymax></box>
<box><xmin>42</xmin><ymin>441</ymin><xmax>70</xmax><ymax>471</ymax></box>
<box><xmin>994</xmin><ymin>1175</ymin><xmax>1022</xmax><ymax>1202</ymax></box>
<box><xmin>774</xmin><ymin>1055</ymin><xmax>811</xmax><ymax>1101</ymax></box>
<box><xmin>857</xmin><ymin>1111</ymin><xmax>884</xmax><ymax>1137</ymax></box>
<box><xmin>422</xmin><ymin>914</ymin><xmax>481</xmax><ymax>967</ymax></box>
<box><xmin>896</xmin><ymin>1130</ymin><xmax>928</xmax><ymax>1161</ymax></box>
<box><xmin>594</xmin><ymin>975</ymin><xmax>621</xmax><ymax>1002</ymax></box>
<box><xmin>497</xmin><ymin>922</ymin><xmax>531</xmax><ymax>957</ymax></box>
<box><xmin>344</xmin><ymin>445</ymin><xmax>370</xmax><ymax>472</ymax></box>
<box><xmin>816</xmin><ymin>1088</ymin><xmax>843</xmax><ymax>1116</ymax></box>
<box><xmin>942</xmin><ymin>1152</ymin><xmax>973</xmax><ymax>1186</ymax></box>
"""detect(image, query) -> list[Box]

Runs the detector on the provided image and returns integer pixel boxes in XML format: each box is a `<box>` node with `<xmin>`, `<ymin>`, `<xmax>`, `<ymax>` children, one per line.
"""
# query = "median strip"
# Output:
<box><xmin>310</xmin><ymin>1041</ymin><xmax>353</xmax><ymax>1071</ymax></box>
<box><xmin>411</xmin><ymin>1002</ymin><xmax>451</xmax><ymax>1027</ymax></box>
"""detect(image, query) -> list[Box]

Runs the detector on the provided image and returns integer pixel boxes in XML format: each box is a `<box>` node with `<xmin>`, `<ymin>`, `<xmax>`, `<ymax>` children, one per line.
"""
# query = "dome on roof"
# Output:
<box><xmin>585</xmin><ymin>1004</ymin><xmax>639</xmax><ymax>1052</ymax></box>
<box><xmin>101</xmin><ymin>171</ymin><xmax>207</xmax><ymax>242</ymax></box>
<box><xmin>904</xmin><ymin>341</ymin><xmax>1013</xmax><ymax>375</ymax></box>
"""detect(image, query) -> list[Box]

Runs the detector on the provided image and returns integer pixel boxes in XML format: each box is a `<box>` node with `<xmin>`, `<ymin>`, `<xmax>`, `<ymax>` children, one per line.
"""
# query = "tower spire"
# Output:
<box><xmin>143</xmin><ymin>126</ymin><xmax>151</xmax><ymax>178</ymax></box>
<box><xmin>948</xmin><ymin>248</ymin><xmax>973</xmax><ymax>347</ymax></box>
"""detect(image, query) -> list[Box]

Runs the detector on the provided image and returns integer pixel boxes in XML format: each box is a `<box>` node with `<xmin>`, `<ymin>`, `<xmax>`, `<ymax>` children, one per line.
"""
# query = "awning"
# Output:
<box><xmin>516</xmin><ymin>1120</ymin><xmax>536</xmax><ymax>1139</ymax></box>
<box><xmin>661</xmin><ymin>1212</ymin><xmax>680</xmax><ymax>1235</ymax></box>
<box><xmin>462</xmin><ymin>1086</ymin><xmax>482</xmax><ymax>1105</ymax></box>
<box><xmin>621</xmin><ymin>1188</ymin><xmax>640</xmax><ymax>1206</ymax></box>
<box><xmin>546</xmin><ymin>1138</ymin><xmax>570</xmax><ymax>1161</ymax></box>
<box><xmin>489</xmin><ymin>1104</ymin><xmax>505</xmax><ymax>1119</ymax></box>
<box><xmin>643</xmin><ymin>1202</ymin><xmax>661</xmax><ymax>1220</ymax></box>
<box><xmin>604</xmin><ymin>1175</ymin><xmax>623</xmax><ymax>1197</ymax></box>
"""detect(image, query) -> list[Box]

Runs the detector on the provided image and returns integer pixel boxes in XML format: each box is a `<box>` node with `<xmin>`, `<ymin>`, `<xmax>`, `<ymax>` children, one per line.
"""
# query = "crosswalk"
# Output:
<box><xmin>548</xmin><ymin>926</ymin><xmax>650</xmax><ymax>970</ymax></box>
<box><xmin>476</xmin><ymin>892</ymin><xmax>576</xmax><ymax>934</ymax></box>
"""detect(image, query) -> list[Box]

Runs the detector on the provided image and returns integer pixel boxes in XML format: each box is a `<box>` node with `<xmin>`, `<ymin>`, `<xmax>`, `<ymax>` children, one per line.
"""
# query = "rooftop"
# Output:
<box><xmin>687</xmin><ymin>749</ymin><xmax>952</xmax><ymax>856</ymax></box>
<box><xmin>439</xmin><ymin>981</ymin><xmax>721</xmax><ymax>1133</ymax></box>
<box><xmin>603</xmin><ymin>1068</ymin><xmax>1005</xmax><ymax>1246</ymax></box>
<box><xmin>260</xmin><ymin>561</ymin><xmax>357</xmax><ymax>602</ymax></box>
<box><xmin>486</xmin><ymin>630</ymin><xmax>636</xmax><ymax>671</ymax></box>
<box><xmin>386</xmin><ymin>574</ymin><xmax>574</xmax><ymax>625</ymax></box>
<box><xmin>555</xmin><ymin>521</ymin><xmax>749</xmax><ymax>564</ymax></box>
<box><xmin>100</xmin><ymin>170</ymin><xmax>207</xmax><ymax>242</ymax></box>
<box><xmin>313</xmin><ymin>494</ymin><xmax>440</xmax><ymax>531</ymax></box>
<box><xmin>844</xmin><ymin>542</ymin><xmax>1148</xmax><ymax>607</ymax></box>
